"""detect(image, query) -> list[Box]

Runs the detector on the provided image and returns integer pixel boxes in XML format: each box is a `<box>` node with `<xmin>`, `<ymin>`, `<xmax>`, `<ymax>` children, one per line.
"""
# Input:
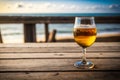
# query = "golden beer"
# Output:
<box><xmin>74</xmin><ymin>27</ymin><xmax>97</xmax><ymax>48</ymax></box>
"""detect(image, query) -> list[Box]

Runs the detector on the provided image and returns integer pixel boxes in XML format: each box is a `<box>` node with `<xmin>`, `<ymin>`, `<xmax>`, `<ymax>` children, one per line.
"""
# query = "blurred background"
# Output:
<box><xmin>0</xmin><ymin>0</ymin><xmax>120</xmax><ymax>43</ymax></box>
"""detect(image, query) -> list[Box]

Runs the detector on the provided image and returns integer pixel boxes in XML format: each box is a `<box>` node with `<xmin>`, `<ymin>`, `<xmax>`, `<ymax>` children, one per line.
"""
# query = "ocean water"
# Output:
<box><xmin>0</xmin><ymin>23</ymin><xmax>120</xmax><ymax>43</ymax></box>
<box><xmin>0</xmin><ymin>13</ymin><xmax>120</xmax><ymax>16</ymax></box>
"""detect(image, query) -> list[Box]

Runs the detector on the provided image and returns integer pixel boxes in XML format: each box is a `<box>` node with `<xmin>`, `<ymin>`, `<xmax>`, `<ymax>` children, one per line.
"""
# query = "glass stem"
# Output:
<box><xmin>82</xmin><ymin>48</ymin><xmax>87</xmax><ymax>64</ymax></box>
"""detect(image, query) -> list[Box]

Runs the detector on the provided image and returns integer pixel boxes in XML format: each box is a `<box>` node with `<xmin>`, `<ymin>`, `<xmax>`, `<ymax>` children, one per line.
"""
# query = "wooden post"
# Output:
<box><xmin>0</xmin><ymin>30</ymin><xmax>2</xmax><ymax>43</ymax></box>
<box><xmin>44</xmin><ymin>23</ymin><xmax>49</xmax><ymax>42</ymax></box>
<box><xmin>48</xmin><ymin>29</ymin><xmax>57</xmax><ymax>42</ymax></box>
<box><xmin>24</xmin><ymin>24</ymin><xmax>36</xmax><ymax>42</ymax></box>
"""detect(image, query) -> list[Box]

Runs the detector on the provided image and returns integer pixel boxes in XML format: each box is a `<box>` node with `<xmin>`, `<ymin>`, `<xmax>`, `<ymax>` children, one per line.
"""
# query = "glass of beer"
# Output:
<box><xmin>73</xmin><ymin>17</ymin><xmax>97</xmax><ymax>69</ymax></box>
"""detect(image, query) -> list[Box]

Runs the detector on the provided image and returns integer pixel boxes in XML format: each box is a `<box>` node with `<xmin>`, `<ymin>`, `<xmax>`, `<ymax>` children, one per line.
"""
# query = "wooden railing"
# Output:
<box><xmin>0</xmin><ymin>16</ymin><xmax>120</xmax><ymax>43</ymax></box>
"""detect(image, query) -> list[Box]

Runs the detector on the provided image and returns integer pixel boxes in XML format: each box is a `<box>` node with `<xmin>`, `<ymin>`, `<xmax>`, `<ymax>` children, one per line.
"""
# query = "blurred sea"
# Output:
<box><xmin>0</xmin><ymin>23</ymin><xmax>120</xmax><ymax>43</ymax></box>
<box><xmin>0</xmin><ymin>13</ymin><xmax>120</xmax><ymax>43</ymax></box>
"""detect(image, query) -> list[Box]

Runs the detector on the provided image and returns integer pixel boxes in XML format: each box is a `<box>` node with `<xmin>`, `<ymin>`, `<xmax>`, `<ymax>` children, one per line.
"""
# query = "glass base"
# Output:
<box><xmin>74</xmin><ymin>61</ymin><xmax>94</xmax><ymax>69</ymax></box>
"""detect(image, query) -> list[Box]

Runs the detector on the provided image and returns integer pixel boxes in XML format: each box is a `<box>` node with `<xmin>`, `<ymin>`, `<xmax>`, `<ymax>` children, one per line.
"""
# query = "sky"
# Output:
<box><xmin>0</xmin><ymin>0</ymin><xmax>120</xmax><ymax>13</ymax></box>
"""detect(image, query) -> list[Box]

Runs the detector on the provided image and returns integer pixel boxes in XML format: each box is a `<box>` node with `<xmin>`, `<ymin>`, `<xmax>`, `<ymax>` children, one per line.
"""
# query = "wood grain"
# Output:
<box><xmin>0</xmin><ymin>59</ymin><xmax>120</xmax><ymax>71</ymax></box>
<box><xmin>0</xmin><ymin>46</ymin><xmax>119</xmax><ymax>53</ymax></box>
<box><xmin>0</xmin><ymin>42</ymin><xmax>119</xmax><ymax>47</ymax></box>
<box><xmin>0</xmin><ymin>52</ymin><xmax>120</xmax><ymax>59</ymax></box>
<box><xmin>0</xmin><ymin>42</ymin><xmax>120</xmax><ymax>80</ymax></box>
<box><xmin>0</xmin><ymin>72</ymin><xmax>120</xmax><ymax>80</ymax></box>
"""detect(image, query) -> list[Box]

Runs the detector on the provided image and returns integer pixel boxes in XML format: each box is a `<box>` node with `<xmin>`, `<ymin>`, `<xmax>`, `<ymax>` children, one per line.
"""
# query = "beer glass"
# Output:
<box><xmin>73</xmin><ymin>17</ymin><xmax>97</xmax><ymax>69</ymax></box>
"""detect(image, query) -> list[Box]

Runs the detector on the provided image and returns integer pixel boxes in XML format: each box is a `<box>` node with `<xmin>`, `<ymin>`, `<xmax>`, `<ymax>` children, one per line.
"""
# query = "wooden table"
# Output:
<box><xmin>0</xmin><ymin>42</ymin><xmax>120</xmax><ymax>80</ymax></box>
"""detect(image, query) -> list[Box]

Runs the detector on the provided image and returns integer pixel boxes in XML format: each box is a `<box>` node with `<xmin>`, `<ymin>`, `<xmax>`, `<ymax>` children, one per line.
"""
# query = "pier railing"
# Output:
<box><xmin>0</xmin><ymin>16</ymin><xmax>120</xmax><ymax>43</ymax></box>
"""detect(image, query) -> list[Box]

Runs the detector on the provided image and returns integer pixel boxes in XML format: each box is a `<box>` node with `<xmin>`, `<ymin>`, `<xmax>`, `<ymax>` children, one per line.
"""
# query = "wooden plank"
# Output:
<box><xmin>0</xmin><ymin>46</ymin><xmax>119</xmax><ymax>53</ymax></box>
<box><xmin>0</xmin><ymin>16</ymin><xmax>120</xmax><ymax>23</ymax></box>
<box><xmin>0</xmin><ymin>52</ymin><xmax>120</xmax><ymax>59</ymax></box>
<box><xmin>24</xmin><ymin>24</ymin><xmax>36</xmax><ymax>42</ymax></box>
<box><xmin>0</xmin><ymin>72</ymin><xmax>120</xmax><ymax>80</ymax></box>
<box><xmin>0</xmin><ymin>59</ymin><xmax>120</xmax><ymax>71</ymax></box>
<box><xmin>0</xmin><ymin>42</ymin><xmax>119</xmax><ymax>48</ymax></box>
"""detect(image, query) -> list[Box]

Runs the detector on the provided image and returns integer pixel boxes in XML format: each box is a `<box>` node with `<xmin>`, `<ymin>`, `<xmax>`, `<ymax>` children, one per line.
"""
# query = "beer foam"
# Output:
<box><xmin>74</xmin><ymin>24</ymin><xmax>96</xmax><ymax>28</ymax></box>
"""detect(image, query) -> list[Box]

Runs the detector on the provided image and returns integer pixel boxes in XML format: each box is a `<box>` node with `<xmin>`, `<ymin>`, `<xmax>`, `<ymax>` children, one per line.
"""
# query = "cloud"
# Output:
<box><xmin>6</xmin><ymin>1</ymin><xmax>106</xmax><ymax>11</ymax></box>
<box><xmin>109</xmin><ymin>4</ymin><xmax>120</xmax><ymax>9</ymax></box>
<box><xmin>90</xmin><ymin>5</ymin><xmax>105</xmax><ymax>10</ymax></box>
<box><xmin>2</xmin><ymin>1</ymin><xmax>120</xmax><ymax>13</ymax></box>
<box><xmin>27</xmin><ymin>3</ymin><xmax>33</xmax><ymax>8</ymax></box>
<box><xmin>70</xmin><ymin>5</ymin><xmax>79</xmax><ymax>9</ymax></box>
<box><xmin>14</xmin><ymin>2</ymin><xmax>33</xmax><ymax>8</ymax></box>
<box><xmin>44</xmin><ymin>2</ymin><xmax>53</xmax><ymax>8</ymax></box>
<box><xmin>15</xmin><ymin>2</ymin><xmax>25</xmax><ymax>8</ymax></box>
